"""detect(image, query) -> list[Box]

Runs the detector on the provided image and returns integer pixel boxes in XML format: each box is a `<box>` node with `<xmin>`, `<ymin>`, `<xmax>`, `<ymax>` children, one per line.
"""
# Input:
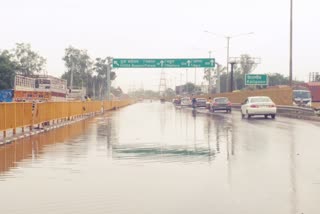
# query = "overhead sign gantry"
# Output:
<box><xmin>106</xmin><ymin>58</ymin><xmax>216</xmax><ymax>100</ymax></box>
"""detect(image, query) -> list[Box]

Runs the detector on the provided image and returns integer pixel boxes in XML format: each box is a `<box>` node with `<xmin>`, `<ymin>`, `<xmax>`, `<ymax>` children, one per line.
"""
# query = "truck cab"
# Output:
<box><xmin>293</xmin><ymin>89</ymin><xmax>312</xmax><ymax>107</ymax></box>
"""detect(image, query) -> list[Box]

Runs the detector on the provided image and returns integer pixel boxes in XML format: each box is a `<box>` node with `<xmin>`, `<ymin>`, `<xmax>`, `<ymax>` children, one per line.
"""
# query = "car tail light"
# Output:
<box><xmin>269</xmin><ymin>104</ymin><xmax>276</xmax><ymax>108</ymax></box>
<box><xmin>250</xmin><ymin>104</ymin><xmax>258</xmax><ymax>108</ymax></box>
<box><xmin>227</xmin><ymin>102</ymin><xmax>232</xmax><ymax>106</ymax></box>
<box><xmin>212</xmin><ymin>102</ymin><xmax>218</xmax><ymax>106</ymax></box>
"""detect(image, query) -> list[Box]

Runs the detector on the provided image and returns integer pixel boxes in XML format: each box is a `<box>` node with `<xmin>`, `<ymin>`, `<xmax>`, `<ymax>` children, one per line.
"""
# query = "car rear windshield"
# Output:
<box><xmin>251</xmin><ymin>97</ymin><xmax>271</xmax><ymax>103</ymax></box>
<box><xmin>215</xmin><ymin>98</ymin><xmax>229</xmax><ymax>103</ymax></box>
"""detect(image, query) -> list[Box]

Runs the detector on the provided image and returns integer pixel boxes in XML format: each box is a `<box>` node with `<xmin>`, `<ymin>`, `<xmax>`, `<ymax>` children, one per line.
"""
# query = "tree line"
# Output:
<box><xmin>61</xmin><ymin>46</ymin><xmax>117</xmax><ymax>99</ymax></box>
<box><xmin>0</xmin><ymin>43</ymin><xmax>46</xmax><ymax>90</ymax></box>
<box><xmin>0</xmin><ymin>43</ymin><xmax>118</xmax><ymax>99</ymax></box>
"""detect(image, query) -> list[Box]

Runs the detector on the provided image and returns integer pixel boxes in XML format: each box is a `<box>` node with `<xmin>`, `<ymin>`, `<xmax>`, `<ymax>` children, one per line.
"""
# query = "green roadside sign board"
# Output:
<box><xmin>245</xmin><ymin>74</ymin><xmax>268</xmax><ymax>85</ymax></box>
<box><xmin>112</xmin><ymin>58</ymin><xmax>215</xmax><ymax>68</ymax></box>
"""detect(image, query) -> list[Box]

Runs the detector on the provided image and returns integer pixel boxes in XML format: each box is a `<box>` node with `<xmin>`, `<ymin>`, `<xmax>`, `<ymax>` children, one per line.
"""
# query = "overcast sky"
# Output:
<box><xmin>0</xmin><ymin>0</ymin><xmax>319</xmax><ymax>92</ymax></box>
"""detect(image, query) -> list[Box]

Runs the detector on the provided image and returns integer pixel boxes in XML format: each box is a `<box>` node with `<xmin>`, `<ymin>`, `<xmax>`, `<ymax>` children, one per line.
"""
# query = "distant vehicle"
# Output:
<box><xmin>195</xmin><ymin>98</ymin><xmax>207</xmax><ymax>108</ymax></box>
<box><xmin>160</xmin><ymin>98</ymin><xmax>165</xmax><ymax>103</ymax></box>
<box><xmin>173</xmin><ymin>98</ymin><xmax>180</xmax><ymax>105</ymax></box>
<box><xmin>210</xmin><ymin>97</ymin><xmax>232</xmax><ymax>113</ymax></box>
<box><xmin>181</xmin><ymin>97</ymin><xmax>191</xmax><ymax>107</ymax></box>
<box><xmin>241</xmin><ymin>96</ymin><xmax>277</xmax><ymax>119</ymax></box>
<box><xmin>293</xmin><ymin>89</ymin><xmax>312</xmax><ymax>107</ymax></box>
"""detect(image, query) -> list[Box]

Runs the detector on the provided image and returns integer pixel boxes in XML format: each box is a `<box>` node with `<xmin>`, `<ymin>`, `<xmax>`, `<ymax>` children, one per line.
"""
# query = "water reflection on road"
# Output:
<box><xmin>0</xmin><ymin>102</ymin><xmax>320</xmax><ymax>214</ymax></box>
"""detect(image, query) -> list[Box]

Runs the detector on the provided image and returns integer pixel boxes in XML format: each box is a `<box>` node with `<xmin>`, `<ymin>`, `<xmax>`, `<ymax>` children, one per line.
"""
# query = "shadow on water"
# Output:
<box><xmin>112</xmin><ymin>144</ymin><xmax>216</xmax><ymax>163</ymax></box>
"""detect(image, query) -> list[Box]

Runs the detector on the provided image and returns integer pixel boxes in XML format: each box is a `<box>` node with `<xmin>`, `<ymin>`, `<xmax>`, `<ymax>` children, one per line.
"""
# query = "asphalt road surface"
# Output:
<box><xmin>0</xmin><ymin>101</ymin><xmax>319</xmax><ymax>214</ymax></box>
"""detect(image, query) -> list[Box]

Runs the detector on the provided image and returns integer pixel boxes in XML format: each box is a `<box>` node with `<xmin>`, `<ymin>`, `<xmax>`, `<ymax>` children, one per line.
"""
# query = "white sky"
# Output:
<box><xmin>0</xmin><ymin>0</ymin><xmax>319</xmax><ymax>92</ymax></box>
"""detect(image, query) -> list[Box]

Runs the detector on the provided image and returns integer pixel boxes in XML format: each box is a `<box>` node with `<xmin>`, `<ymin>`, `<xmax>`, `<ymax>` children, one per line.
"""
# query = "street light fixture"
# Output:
<box><xmin>204</xmin><ymin>30</ymin><xmax>254</xmax><ymax>91</ymax></box>
<box><xmin>289</xmin><ymin>0</ymin><xmax>293</xmax><ymax>86</ymax></box>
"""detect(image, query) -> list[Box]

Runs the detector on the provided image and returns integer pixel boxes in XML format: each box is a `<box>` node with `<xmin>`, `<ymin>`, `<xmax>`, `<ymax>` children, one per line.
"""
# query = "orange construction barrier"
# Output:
<box><xmin>0</xmin><ymin>99</ymin><xmax>134</xmax><ymax>136</ymax></box>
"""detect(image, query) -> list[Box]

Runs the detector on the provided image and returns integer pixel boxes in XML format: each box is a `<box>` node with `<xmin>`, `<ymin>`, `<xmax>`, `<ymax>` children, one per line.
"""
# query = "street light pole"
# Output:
<box><xmin>226</xmin><ymin>37</ymin><xmax>230</xmax><ymax>92</ymax></box>
<box><xmin>230</xmin><ymin>62</ymin><xmax>236</xmax><ymax>92</ymax></box>
<box><xmin>204</xmin><ymin>31</ymin><xmax>253</xmax><ymax>92</ymax></box>
<box><xmin>289</xmin><ymin>0</ymin><xmax>293</xmax><ymax>86</ymax></box>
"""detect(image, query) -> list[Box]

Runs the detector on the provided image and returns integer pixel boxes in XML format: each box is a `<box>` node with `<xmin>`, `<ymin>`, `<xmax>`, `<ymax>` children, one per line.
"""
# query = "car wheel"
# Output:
<box><xmin>271</xmin><ymin>114</ymin><xmax>276</xmax><ymax>119</ymax></box>
<box><xmin>264</xmin><ymin>115</ymin><xmax>268</xmax><ymax>119</ymax></box>
<box><xmin>247</xmin><ymin>111</ymin><xmax>251</xmax><ymax>119</ymax></box>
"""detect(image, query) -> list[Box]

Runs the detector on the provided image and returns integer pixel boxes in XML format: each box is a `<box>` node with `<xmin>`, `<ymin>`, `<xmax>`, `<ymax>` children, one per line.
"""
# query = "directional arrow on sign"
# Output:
<box><xmin>113</xmin><ymin>60</ymin><xmax>120</xmax><ymax>67</ymax></box>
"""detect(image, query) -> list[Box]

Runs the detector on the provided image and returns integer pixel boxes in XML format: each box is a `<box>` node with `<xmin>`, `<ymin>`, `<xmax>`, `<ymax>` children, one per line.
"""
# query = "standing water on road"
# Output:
<box><xmin>1</xmin><ymin>102</ymin><xmax>320</xmax><ymax>214</ymax></box>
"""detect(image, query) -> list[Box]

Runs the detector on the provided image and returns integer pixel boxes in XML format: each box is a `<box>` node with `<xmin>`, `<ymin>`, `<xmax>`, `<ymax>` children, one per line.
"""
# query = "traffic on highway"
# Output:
<box><xmin>1</xmin><ymin>0</ymin><xmax>320</xmax><ymax>214</ymax></box>
<box><xmin>172</xmin><ymin>95</ymin><xmax>277</xmax><ymax>119</ymax></box>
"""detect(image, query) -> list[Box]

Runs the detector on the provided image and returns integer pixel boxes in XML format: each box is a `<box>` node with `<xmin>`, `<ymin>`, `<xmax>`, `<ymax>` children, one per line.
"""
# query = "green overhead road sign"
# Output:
<box><xmin>112</xmin><ymin>58</ymin><xmax>215</xmax><ymax>68</ymax></box>
<box><xmin>245</xmin><ymin>74</ymin><xmax>268</xmax><ymax>85</ymax></box>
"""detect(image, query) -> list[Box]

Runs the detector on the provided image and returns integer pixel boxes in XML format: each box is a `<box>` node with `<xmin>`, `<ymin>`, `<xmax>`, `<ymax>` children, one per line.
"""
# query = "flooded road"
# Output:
<box><xmin>1</xmin><ymin>102</ymin><xmax>320</xmax><ymax>214</ymax></box>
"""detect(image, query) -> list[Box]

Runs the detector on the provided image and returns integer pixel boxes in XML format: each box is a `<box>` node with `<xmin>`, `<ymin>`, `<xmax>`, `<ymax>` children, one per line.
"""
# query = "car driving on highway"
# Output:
<box><xmin>241</xmin><ymin>96</ymin><xmax>277</xmax><ymax>119</ymax></box>
<box><xmin>181</xmin><ymin>97</ymin><xmax>191</xmax><ymax>107</ymax></box>
<box><xmin>195</xmin><ymin>98</ymin><xmax>207</xmax><ymax>108</ymax></box>
<box><xmin>210</xmin><ymin>97</ymin><xmax>232</xmax><ymax>113</ymax></box>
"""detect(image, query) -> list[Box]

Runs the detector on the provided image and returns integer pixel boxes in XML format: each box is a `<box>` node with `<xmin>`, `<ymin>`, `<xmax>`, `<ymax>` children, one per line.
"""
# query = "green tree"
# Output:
<box><xmin>0</xmin><ymin>51</ymin><xmax>17</xmax><ymax>89</ymax></box>
<box><xmin>204</xmin><ymin>64</ymin><xmax>226</xmax><ymax>93</ymax></box>
<box><xmin>62</xmin><ymin>46</ymin><xmax>93</xmax><ymax>89</ymax></box>
<box><xmin>13</xmin><ymin>43</ymin><xmax>46</xmax><ymax>76</ymax></box>
<box><xmin>232</xmin><ymin>54</ymin><xmax>258</xmax><ymax>90</ymax></box>
<box><xmin>268</xmin><ymin>73</ymin><xmax>289</xmax><ymax>86</ymax></box>
<box><xmin>219</xmin><ymin>73</ymin><xmax>228</xmax><ymax>93</ymax></box>
<box><xmin>184</xmin><ymin>82</ymin><xmax>200</xmax><ymax>94</ymax></box>
<box><xmin>93</xmin><ymin>57</ymin><xmax>116</xmax><ymax>99</ymax></box>
<box><xmin>165</xmin><ymin>88</ymin><xmax>175</xmax><ymax>97</ymax></box>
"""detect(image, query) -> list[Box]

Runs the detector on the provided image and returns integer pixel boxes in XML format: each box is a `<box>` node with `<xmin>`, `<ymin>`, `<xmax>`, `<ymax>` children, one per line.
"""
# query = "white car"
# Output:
<box><xmin>241</xmin><ymin>96</ymin><xmax>277</xmax><ymax>119</ymax></box>
<box><xmin>181</xmin><ymin>97</ymin><xmax>191</xmax><ymax>106</ymax></box>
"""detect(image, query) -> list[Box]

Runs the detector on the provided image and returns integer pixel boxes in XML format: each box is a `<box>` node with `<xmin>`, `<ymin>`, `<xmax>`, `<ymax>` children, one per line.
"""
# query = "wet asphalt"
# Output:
<box><xmin>0</xmin><ymin>101</ymin><xmax>320</xmax><ymax>214</ymax></box>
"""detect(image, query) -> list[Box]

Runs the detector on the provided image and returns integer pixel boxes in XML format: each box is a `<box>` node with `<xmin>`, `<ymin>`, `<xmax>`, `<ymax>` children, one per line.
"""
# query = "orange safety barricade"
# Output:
<box><xmin>0</xmin><ymin>100</ymin><xmax>133</xmax><ymax>133</ymax></box>
<box><xmin>0</xmin><ymin>103</ymin><xmax>33</xmax><ymax>131</ymax></box>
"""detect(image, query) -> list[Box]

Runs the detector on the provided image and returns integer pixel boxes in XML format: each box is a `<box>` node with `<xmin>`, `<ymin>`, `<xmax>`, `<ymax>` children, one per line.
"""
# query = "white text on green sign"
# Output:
<box><xmin>112</xmin><ymin>58</ymin><xmax>215</xmax><ymax>68</ymax></box>
<box><xmin>245</xmin><ymin>74</ymin><xmax>268</xmax><ymax>85</ymax></box>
